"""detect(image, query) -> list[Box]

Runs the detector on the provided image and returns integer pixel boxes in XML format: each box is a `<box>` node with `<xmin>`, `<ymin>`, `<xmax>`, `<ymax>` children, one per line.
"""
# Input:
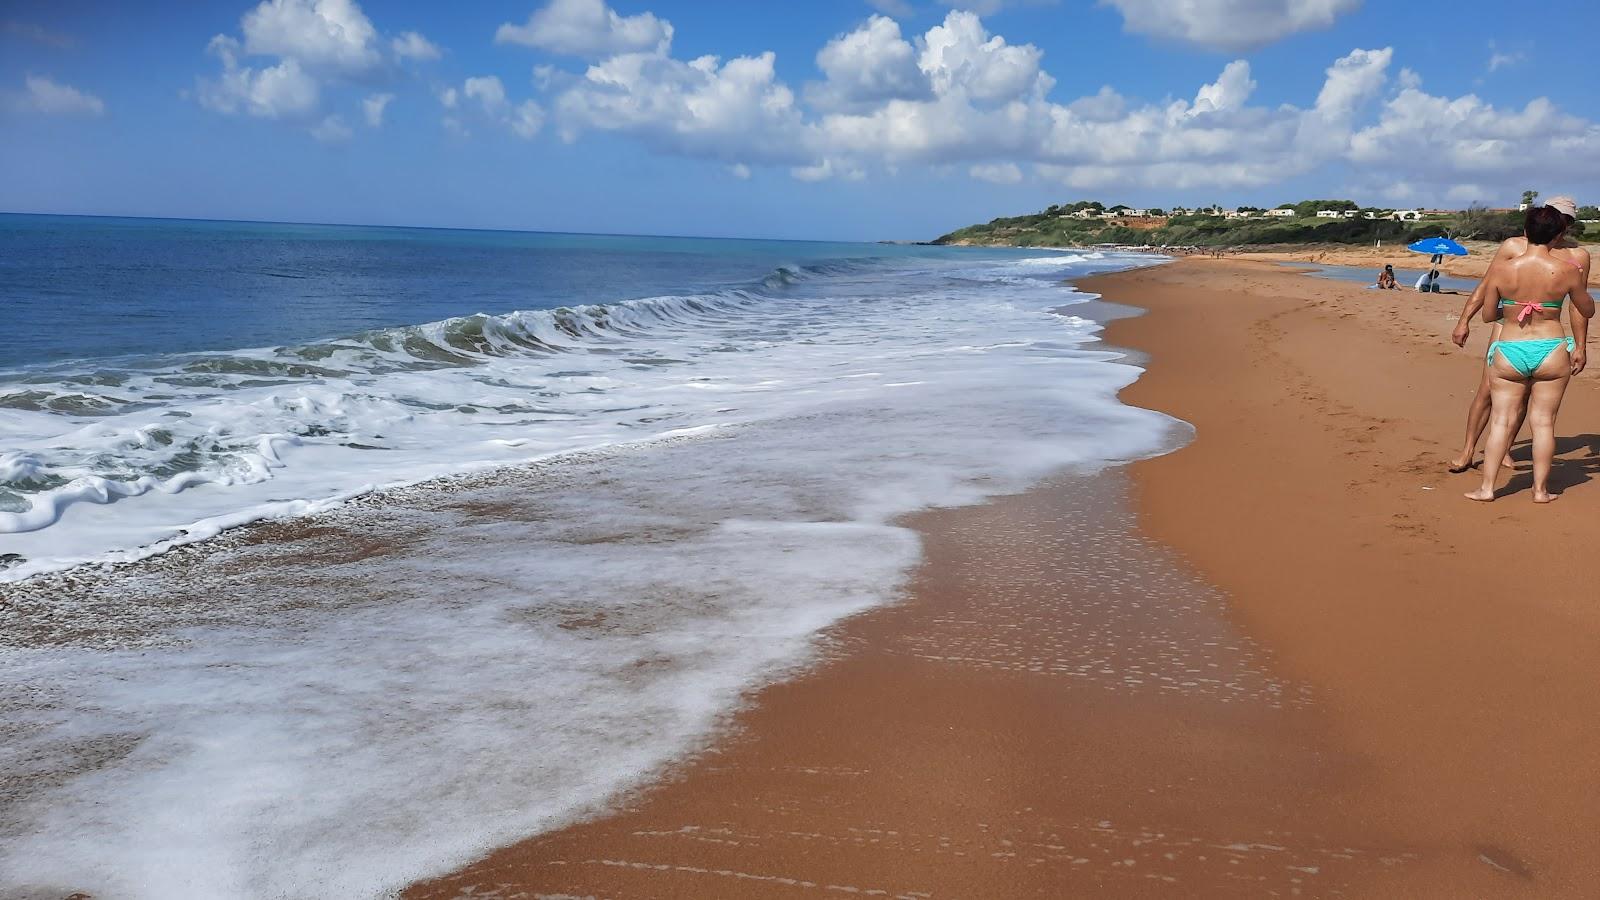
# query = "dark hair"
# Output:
<box><xmin>1525</xmin><ymin>205</ymin><xmax>1566</xmax><ymax>245</ymax></box>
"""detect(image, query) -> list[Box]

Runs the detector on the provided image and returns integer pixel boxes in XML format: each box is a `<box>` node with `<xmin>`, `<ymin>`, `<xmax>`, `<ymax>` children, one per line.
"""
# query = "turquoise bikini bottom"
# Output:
<box><xmin>1487</xmin><ymin>337</ymin><xmax>1576</xmax><ymax>377</ymax></box>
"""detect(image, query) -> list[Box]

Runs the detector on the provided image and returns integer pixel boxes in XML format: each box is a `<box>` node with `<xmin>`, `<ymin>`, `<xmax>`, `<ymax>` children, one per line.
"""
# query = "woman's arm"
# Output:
<box><xmin>1571</xmin><ymin>297</ymin><xmax>1589</xmax><ymax>375</ymax></box>
<box><xmin>1454</xmin><ymin>277</ymin><xmax>1492</xmax><ymax>343</ymax></box>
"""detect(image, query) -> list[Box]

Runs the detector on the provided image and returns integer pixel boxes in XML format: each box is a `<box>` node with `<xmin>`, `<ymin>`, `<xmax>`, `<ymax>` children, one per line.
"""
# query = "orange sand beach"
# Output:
<box><xmin>407</xmin><ymin>258</ymin><xmax>1600</xmax><ymax>898</ymax></box>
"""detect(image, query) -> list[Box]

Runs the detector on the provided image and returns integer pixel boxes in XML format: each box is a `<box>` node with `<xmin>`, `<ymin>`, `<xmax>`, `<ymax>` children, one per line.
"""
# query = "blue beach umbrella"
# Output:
<box><xmin>1406</xmin><ymin>237</ymin><xmax>1469</xmax><ymax>256</ymax></box>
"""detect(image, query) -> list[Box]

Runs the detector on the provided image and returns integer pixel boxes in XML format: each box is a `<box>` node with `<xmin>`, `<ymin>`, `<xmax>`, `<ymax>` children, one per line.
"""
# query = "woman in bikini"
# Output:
<box><xmin>1448</xmin><ymin>196</ymin><xmax>1592</xmax><ymax>472</ymax></box>
<box><xmin>1465</xmin><ymin>205</ymin><xmax>1594</xmax><ymax>503</ymax></box>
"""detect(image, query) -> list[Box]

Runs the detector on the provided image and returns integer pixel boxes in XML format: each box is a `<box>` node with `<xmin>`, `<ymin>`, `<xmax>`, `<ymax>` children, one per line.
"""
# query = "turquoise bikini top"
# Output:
<box><xmin>1500</xmin><ymin>298</ymin><xmax>1563</xmax><ymax>309</ymax></box>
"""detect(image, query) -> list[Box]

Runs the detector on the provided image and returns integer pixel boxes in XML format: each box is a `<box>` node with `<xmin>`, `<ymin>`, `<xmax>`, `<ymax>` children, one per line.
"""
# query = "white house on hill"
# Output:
<box><xmin>1265</xmin><ymin>208</ymin><xmax>1295</xmax><ymax>217</ymax></box>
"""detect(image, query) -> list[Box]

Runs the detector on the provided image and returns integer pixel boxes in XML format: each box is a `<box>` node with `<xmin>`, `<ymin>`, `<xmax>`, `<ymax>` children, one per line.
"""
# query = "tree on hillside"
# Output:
<box><xmin>1293</xmin><ymin>199</ymin><xmax>1358</xmax><ymax>217</ymax></box>
<box><xmin>1578</xmin><ymin>205</ymin><xmax>1600</xmax><ymax>219</ymax></box>
<box><xmin>1522</xmin><ymin>189</ymin><xmax>1539</xmax><ymax>207</ymax></box>
<box><xmin>1148</xmin><ymin>208</ymin><xmax>1165</xmax><ymax>216</ymax></box>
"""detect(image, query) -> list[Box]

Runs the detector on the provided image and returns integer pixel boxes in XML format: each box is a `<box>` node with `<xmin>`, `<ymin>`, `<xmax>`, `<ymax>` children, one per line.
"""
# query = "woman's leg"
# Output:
<box><xmin>1465</xmin><ymin>368</ymin><xmax>1531</xmax><ymax>501</ymax></box>
<box><xmin>1526</xmin><ymin>359</ymin><xmax>1573</xmax><ymax>503</ymax></box>
<box><xmin>1452</xmin><ymin>363</ymin><xmax>1521</xmax><ymax>471</ymax></box>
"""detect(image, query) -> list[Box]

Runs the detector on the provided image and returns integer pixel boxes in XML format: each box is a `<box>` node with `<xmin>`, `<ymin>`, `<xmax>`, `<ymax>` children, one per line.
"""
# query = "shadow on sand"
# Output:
<box><xmin>1499</xmin><ymin>433</ymin><xmax>1600</xmax><ymax>498</ymax></box>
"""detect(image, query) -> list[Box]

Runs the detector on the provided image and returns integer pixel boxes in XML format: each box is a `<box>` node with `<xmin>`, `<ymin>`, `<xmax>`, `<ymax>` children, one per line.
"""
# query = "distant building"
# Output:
<box><xmin>1265</xmin><ymin>208</ymin><xmax>1295</xmax><ymax>218</ymax></box>
<box><xmin>1315</xmin><ymin>210</ymin><xmax>1343</xmax><ymax>218</ymax></box>
<box><xmin>1391</xmin><ymin>209</ymin><xmax>1422</xmax><ymax>221</ymax></box>
<box><xmin>1341</xmin><ymin>210</ymin><xmax>1359</xmax><ymax>218</ymax></box>
<box><xmin>1224</xmin><ymin>210</ymin><xmax>1256</xmax><ymax>219</ymax></box>
<box><xmin>1071</xmin><ymin>208</ymin><xmax>1101</xmax><ymax>219</ymax></box>
<box><xmin>1123</xmin><ymin>208</ymin><xmax>1149</xmax><ymax>217</ymax></box>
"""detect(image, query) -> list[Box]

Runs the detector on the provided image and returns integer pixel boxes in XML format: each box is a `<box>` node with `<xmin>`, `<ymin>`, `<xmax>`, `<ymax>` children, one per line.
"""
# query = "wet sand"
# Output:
<box><xmin>406</xmin><ymin>258</ymin><xmax>1600</xmax><ymax>898</ymax></box>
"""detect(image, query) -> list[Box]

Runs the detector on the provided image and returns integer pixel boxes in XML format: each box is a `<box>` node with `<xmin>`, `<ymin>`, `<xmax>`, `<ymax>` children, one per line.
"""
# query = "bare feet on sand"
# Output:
<box><xmin>1533</xmin><ymin>490</ymin><xmax>1559</xmax><ymax>504</ymax></box>
<box><xmin>1464</xmin><ymin>486</ymin><xmax>1496</xmax><ymax>502</ymax></box>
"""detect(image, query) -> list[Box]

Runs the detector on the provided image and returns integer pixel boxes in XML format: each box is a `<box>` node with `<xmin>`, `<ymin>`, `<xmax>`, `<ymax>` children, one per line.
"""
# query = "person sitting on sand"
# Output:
<box><xmin>1464</xmin><ymin>205</ymin><xmax>1594</xmax><ymax>503</ymax></box>
<box><xmin>1377</xmin><ymin>265</ymin><xmax>1397</xmax><ymax>289</ymax></box>
<box><xmin>1447</xmin><ymin>196</ymin><xmax>1592</xmax><ymax>472</ymax></box>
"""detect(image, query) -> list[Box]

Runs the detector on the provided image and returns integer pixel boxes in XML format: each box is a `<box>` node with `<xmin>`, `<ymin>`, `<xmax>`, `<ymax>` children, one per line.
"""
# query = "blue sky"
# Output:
<box><xmin>3</xmin><ymin>0</ymin><xmax>1598</xmax><ymax>241</ymax></box>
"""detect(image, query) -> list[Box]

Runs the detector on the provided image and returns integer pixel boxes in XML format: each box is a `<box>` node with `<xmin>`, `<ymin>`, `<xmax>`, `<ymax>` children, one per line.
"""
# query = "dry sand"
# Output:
<box><xmin>406</xmin><ymin>258</ymin><xmax>1600</xmax><ymax>899</ymax></box>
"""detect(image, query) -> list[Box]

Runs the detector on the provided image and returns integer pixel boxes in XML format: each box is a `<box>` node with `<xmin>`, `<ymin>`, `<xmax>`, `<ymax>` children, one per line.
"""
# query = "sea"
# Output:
<box><xmin>0</xmin><ymin>214</ymin><xmax>1183</xmax><ymax>897</ymax></box>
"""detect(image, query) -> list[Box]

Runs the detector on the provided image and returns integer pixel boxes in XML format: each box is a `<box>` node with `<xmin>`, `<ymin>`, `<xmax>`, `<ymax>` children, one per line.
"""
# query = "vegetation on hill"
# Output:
<box><xmin>933</xmin><ymin>199</ymin><xmax>1535</xmax><ymax>248</ymax></box>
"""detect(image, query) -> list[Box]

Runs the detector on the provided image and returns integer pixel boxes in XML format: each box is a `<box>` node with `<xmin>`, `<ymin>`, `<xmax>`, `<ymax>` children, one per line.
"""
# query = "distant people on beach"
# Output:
<box><xmin>1415</xmin><ymin>268</ymin><xmax>1442</xmax><ymax>292</ymax></box>
<box><xmin>1457</xmin><ymin>204</ymin><xmax>1594</xmax><ymax>503</ymax></box>
<box><xmin>1376</xmin><ymin>265</ymin><xmax>1397</xmax><ymax>289</ymax></box>
<box><xmin>1449</xmin><ymin>196</ymin><xmax>1592</xmax><ymax>478</ymax></box>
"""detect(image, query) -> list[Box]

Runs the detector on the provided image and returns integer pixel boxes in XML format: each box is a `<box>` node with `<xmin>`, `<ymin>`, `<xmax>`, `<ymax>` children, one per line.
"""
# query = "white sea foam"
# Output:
<box><xmin>0</xmin><ymin>250</ymin><xmax>1183</xmax><ymax>898</ymax></box>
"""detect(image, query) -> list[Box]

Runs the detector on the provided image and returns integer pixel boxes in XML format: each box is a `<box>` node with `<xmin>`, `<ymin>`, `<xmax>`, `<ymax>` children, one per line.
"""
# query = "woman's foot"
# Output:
<box><xmin>1464</xmin><ymin>486</ymin><xmax>1496</xmax><ymax>502</ymax></box>
<box><xmin>1501</xmin><ymin>454</ymin><xmax>1516</xmax><ymax>469</ymax></box>
<box><xmin>1447</xmin><ymin>454</ymin><xmax>1475</xmax><ymax>473</ymax></box>
<box><xmin>1533</xmin><ymin>490</ymin><xmax>1559</xmax><ymax>504</ymax></box>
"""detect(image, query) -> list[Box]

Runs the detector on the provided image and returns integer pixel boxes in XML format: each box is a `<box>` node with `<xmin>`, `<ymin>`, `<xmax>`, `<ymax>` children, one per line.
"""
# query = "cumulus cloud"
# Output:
<box><xmin>531</xmin><ymin>8</ymin><xmax>1473</xmax><ymax>190</ymax></box>
<box><xmin>241</xmin><ymin>0</ymin><xmax>381</xmax><ymax>72</ymax></box>
<box><xmin>919</xmin><ymin>11</ymin><xmax>1048</xmax><ymax>105</ymax></box>
<box><xmin>496</xmin><ymin>0</ymin><xmax>673</xmax><ymax>58</ymax></box>
<box><xmin>555</xmin><ymin>50</ymin><xmax>805</xmax><ymax>162</ymax></box>
<box><xmin>391</xmin><ymin>30</ymin><xmax>441</xmax><ymax>61</ymax></box>
<box><xmin>1347</xmin><ymin>77</ymin><xmax>1600</xmax><ymax>192</ymax></box>
<box><xmin>453</xmin><ymin>75</ymin><xmax>545</xmax><ymax>139</ymax></box>
<box><xmin>196</xmin><ymin>35</ymin><xmax>320</xmax><ymax>118</ymax></box>
<box><xmin>363</xmin><ymin>91</ymin><xmax>393</xmax><ymax>126</ymax></box>
<box><xmin>12</xmin><ymin>75</ymin><xmax>105</xmax><ymax>116</ymax></box>
<box><xmin>1100</xmin><ymin>0</ymin><xmax>1362</xmax><ymax>52</ymax></box>
<box><xmin>806</xmin><ymin>16</ymin><xmax>931</xmax><ymax>112</ymax></box>
<box><xmin>970</xmin><ymin>162</ymin><xmax>1022</xmax><ymax>184</ymax></box>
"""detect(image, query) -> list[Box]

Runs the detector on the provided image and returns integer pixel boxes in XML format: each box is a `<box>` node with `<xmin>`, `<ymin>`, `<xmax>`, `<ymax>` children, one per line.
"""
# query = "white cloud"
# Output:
<box><xmin>437</xmin><ymin>86</ymin><xmax>459</xmax><ymax>109</ymax></box>
<box><xmin>1347</xmin><ymin>83</ymin><xmax>1600</xmax><ymax>193</ymax></box>
<box><xmin>919</xmin><ymin>11</ymin><xmax>1048</xmax><ymax>105</ymax></box>
<box><xmin>464</xmin><ymin>75</ymin><xmax>509</xmax><ymax>114</ymax></box>
<box><xmin>392</xmin><ymin>30</ymin><xmax>441</xmax><ymax>61</ymax></box>
<box><xmin>1192</xmin><ymin>60</ymin><xmax>1254</xmax><ymax>113</ymax></box>
<box><xmin>970</xmin><ymin>162</ymin><xmax>1022</xmax><ymax>184</ymax></box>
<box><xmin>196</xmin><ymin>36</ymin><xmax>320</xmax><ymax>119</ymax></box>
<box><xmin>509</xmin><ymin>100</ymin><xmax>545</xmax><ymax>138</ymax></box>
<box><xmin>555</xmin><ymin>50</ymin><xmax>806</xmax><ymax>162</ymax></box>
<box><xmin>241</xmin><ymin>0</ymin><xmax>381</xmax><ymax>72</ymax></box>
<box><xmin>496</xmin><ymin>0</ymin><xmax>673</xmax><ymax>58</ymax></box>
<box><xmin>521</xmin><ymin>6</ymin><xmax>1598</xmax><ymax>204</ymax></box>
<box><xmin>455</xmin><ymin>76</ymin><xmax>544</xmax><ymax>139</ymax></box>
<box><xmin>13</xmin><ymin>75</ymin><xmax>105</xmax><ymax>116</ymax></box>
<box><xmin>363</xmin><ymin>91</ymin><xmax>393</xmax><ymax>126</ymax></box>
<box><xmin>729</xmin><ymin>163</ymin><xmax>752</xmax><ymax>179</ymax></box>
<box><xmin>807</xmin><ymin>16</ymin><xmax>930</xmax><ymax>112</ymax></box>
<box><xmin>1100</xmin><ymin>0</ymin><xmax>1361</xmax><ymax>52</ymax></box>
<box><xmin>310</xmin><ymin>112</ymin><xmax>353</xmax><ymax>142</ymax></box>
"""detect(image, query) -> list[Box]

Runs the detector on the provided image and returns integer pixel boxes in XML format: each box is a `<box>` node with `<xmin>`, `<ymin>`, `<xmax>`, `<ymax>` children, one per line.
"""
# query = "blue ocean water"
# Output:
<box><xmin>0</xmin><ymin>214</ymin><xmax>1030</xmax><ymax>368</ymax></box>
<box><xmin>0</xmin><ymin>214</ymin><xmax>1165</xmax><ymax>579</ymax></box>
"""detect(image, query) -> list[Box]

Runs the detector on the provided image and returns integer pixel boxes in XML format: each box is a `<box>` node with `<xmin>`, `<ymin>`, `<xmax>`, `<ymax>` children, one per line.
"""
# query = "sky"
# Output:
<box><xmin>3</xmin><ymin>0</ymin><xmax>1599</xmax><ymax>241</ymax></box>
